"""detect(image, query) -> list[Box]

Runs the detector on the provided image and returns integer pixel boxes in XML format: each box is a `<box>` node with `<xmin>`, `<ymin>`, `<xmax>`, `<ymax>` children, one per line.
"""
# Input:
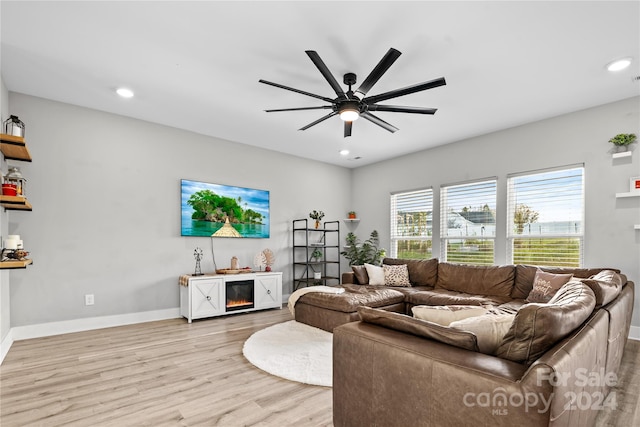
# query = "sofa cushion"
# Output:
<box><xmin>364</xmin><ymin>263</ymin><xmax>385</xmax><ymax>285</ymax></box>
<box><xmin>525</xmin><ymin>270</ymin><xmax>573</xmax><ymax>303</ymax></box>
<box><xmin>357</xmin><ymin>306</ymin><xmax>479</xmax><ymax>352</ymax></box>
<box><xmin>297</xmin><ymin>284</ymin><xmax>405</xmax><ymax>313</ymax></box>
<box><xmin>411</xmin><ymin>305</ymin><xmax>489</xmax><ymax>326</ymax></box>
<box><xmin>435</xmin><ymin>262</ymin><xmax>515</xmax><ymax>297</ymax></box>
<box><xmin>383</xmin><ymin>257</ymin><xmax>438</xmax><ymax>287</ymax></box>
<box><xmin>406</xmin><ymin>289</ymin><xmax>512</xmax><ymax>307</ymax></box>
<box><xmin>512</xmin><ymin>265</ymin><xmax>621</xmax><ymax>299</ymax></box>
<box><xmin>383</xmin><ymin>264</ymin><xmax>411</xmax><ymax>287</ymax></box>
<box><xmin>351</xmin><ymin>265</ymin><xmax>369</xmax><ymax>284</ymax></box>
<box><xmin>579</xmin><ymin>270</ymin><xmax>623</xmax><ymax>308</ymax></box>
<box><xmin>449</xmin><ymin>314</ymin><xmax>515</xmax><ymax>355</ymax></box>
<box><xmin>496</xmin><ymin>281</ymin><xmax>596</xmax><ymax>365</ymax></box>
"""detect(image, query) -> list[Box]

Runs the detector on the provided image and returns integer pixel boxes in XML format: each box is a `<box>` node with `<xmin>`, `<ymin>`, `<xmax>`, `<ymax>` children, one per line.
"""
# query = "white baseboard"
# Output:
<box><xmin>629</xmin><ymin>325</ymin><xmax>640</xmax><ymax>341</ymax></box>
<box><xmin>0</xmin><ymin>328</ymin><xmax>14</xmax><ymax>365</ymax></box>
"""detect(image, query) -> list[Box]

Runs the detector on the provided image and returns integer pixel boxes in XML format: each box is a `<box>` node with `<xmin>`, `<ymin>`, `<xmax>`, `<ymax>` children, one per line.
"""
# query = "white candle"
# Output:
<box><xmin>5</xmin><ymin>240</ymin><xmax>17</xmax><ymax>250</ymax></box>
<box><xmin>7</xmin><ymin>235</ymin><xmax>20</xmax><ymax>241</ymax></box>
<box><xmin>17</xmin><ymin>240</ymin><xmax>23</xmax><ymax>249</ymax></box>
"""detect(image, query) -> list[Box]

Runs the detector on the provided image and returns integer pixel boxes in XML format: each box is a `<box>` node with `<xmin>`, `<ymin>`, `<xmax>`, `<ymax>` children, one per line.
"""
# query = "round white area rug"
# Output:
<box><xmin>242</xmin><ymin>320</ymin><xmax>332</xmax><ymax>387</ymax></box>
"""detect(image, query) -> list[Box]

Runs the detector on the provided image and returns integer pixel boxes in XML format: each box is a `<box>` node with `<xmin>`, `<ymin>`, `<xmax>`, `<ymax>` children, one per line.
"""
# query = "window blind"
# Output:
<box><xmin>507</xmin><ymin>166</ymin><xmax>584</xmax><ymax>267</ymax></box>
<box><xmin>390</xmin><ymin>188</ymin><xmax>433</xmax><ymax>258</ymax></box>
<box><xmin>440</xmin><ymin>179</ymin><xmax>496</xmax><ymax>265</ymax></box>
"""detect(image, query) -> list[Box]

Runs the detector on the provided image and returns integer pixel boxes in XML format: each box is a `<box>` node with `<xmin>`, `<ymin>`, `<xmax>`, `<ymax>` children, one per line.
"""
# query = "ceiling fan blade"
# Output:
<box><xmin>299</xmin><ymin>111</ymin><xmax>339</xmax><ymax>131</ymax></box>
<box><xmin>364</xmin><ymin>77</ymin><xmax>446</xmax><ymax>105</ymax></box>
<box><xmin>265</xmin><ymin>106</ymin><xmax>333</xmax><ymax>113</ymax></box>
<box><xmin>367</xmin><ymin>105</ymin><xmax>438</xmax><ymax>115</ymax></box>
<box><xmin>360</xmin><ymin>112</ymin><xmax>399</xmax><ymax>133</ymax></box>
<box><xmin>259</xmin><ymin>79</ymin><xmax>335</xmax><ymax>103</ymax></box>
<box><xmin>305</xmin><ymin>50</ymin><xmax>347</xmax><ymax>99</ymax></box>
<box><xmin>344</xmin><ymin>121</ymin><xmax>353</xmax><ymax>138</ymax></box>
<box><xmin>355</xmin><ymin>48</ymin><xmax>401</xmax><ymax>98</ymax></box>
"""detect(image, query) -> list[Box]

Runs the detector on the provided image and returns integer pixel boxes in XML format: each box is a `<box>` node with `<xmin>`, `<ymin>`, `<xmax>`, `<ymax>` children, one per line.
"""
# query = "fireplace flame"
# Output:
<box><xmin>227</xmin><ymin>299</ymin><xmax>253</xmax><ymax>308</ymax></box>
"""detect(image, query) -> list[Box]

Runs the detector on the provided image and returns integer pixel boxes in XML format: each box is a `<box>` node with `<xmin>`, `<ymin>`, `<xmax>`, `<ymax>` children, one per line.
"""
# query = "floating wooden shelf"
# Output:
<box><xmin>612</xmin><ymin>151</ymin><xmax>632</xmax><ymax>159</ymax></box>
<box><xmin>0</xmin><ymin>195</ymin><xmax>33</xmax><ymax>211</ymax></box>
<box><xmin>0</xmin><ymin>259</ymin><xmax>32</xmax><ymax>269</ymax></box>
<box><xmin>0</xmin><ymin>134</ymin><xmax>32</xmax><ymax>162</ymax></box>
<box><xmin>615</xmin><ymin>191</ymin><xmax>640</xmax><ymax>198</ymax></box>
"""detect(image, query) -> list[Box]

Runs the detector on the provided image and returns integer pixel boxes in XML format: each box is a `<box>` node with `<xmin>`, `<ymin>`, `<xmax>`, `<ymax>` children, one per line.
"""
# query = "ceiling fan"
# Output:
<box><xmin>259</xmin><ymin>48</ymin><xmax>446</xmax><ymax>137</ymax></box>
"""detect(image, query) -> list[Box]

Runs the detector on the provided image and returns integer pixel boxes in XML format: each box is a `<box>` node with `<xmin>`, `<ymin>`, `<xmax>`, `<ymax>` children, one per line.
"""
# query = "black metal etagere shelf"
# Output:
<box><xmin>292</xmin><ymin>218</ymin><xmax>341</xmax><ymax>290</ymax></box>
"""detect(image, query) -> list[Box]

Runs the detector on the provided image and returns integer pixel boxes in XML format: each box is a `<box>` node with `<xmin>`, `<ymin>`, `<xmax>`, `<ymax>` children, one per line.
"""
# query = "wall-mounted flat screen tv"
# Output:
<box><xmin>181</xmin><ymin>179</ymin><xmax>270</xmax><ymax>238</ymax></box>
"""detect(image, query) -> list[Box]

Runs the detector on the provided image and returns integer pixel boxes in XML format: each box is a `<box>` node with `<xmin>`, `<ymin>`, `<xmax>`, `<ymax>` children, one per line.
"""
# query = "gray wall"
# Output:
<box><xmin>7</xmin><ymin>92</ymin><xmax>351</xmax><ymax>326</ymax></box>
<box><xmin>4</xmin><ymin>91</ymin><xmax>639</xmax><ymax>333</ymax></box>
<box><xmin>1</xmin><ymin>78</ymin><xmax>10</xmax><ymax>342</ymax></box>
<box><xmin>351</xmin><ymin>96</ymin><xmax>640</xmax><ymax>329</ymax></box>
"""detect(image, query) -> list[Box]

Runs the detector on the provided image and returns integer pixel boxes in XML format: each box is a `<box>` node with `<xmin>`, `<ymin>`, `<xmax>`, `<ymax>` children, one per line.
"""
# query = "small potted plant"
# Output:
<box><xmin>309</xmin><ymin>210</ymin><xmax>325</xmax><ymax>229</ymax></box>
<box><xmin>609</xmin><ymin>133</ymin><xmax>637</xmax><ymax>152</ymax></box>
<box><xmin>311</xmin><ymin>248</ymin><xmax>323</xmax><ymax>262</ymax></box>
<box><xmin>348</xmin><ymin>211</ymin><xmax>357</xmax><ymax>219</ymax></box>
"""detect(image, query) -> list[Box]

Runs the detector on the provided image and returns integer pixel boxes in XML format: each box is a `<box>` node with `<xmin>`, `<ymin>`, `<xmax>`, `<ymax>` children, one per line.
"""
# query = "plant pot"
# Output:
<box><xmin>348</xmin><ymin>213</ymin><xmax>356</xmax><ymax>219</ymax></box>
<box><xmin>313</xmin><ymin>272</ymin><xmax>322</xmax><ymax>280</ymax></box>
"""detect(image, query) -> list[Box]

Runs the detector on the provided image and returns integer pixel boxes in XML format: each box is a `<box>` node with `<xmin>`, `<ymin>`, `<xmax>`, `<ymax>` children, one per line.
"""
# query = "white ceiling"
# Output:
<box><xmin>1</xmin><ymin>1</ymin><xmax>639</xmax><ymax>167</ymax></box>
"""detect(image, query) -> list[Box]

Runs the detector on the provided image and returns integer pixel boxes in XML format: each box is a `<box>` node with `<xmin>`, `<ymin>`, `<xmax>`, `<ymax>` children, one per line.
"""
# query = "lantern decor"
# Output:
<box><xmin>3</xmin><ymin>167</ymin><xmax>27</xmax><ymax>197</ymax></box>
<box><xmin>3</xmin><ymin>115</ymin><xmax>25</xmax><ymax>138</ymax></box>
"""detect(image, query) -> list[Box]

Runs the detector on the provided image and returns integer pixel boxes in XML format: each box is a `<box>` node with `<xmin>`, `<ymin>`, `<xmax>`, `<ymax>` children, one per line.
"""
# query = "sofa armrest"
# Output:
<box><xmin>333</xmin><ymin>321</ymin><xmax>550</xmax><ymax>427</ymax></box>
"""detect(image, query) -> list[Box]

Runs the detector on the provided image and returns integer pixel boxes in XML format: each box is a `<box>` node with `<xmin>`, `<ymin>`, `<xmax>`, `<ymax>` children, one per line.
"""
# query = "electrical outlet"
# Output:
<box><xmin>85</xmin><ymin>294</ymin><xmax>95</xmax><ymax>306</ymax></box>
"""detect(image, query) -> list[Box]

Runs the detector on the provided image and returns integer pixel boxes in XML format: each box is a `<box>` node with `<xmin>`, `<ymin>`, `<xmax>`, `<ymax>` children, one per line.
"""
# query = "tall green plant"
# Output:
<box><xmin>340</xmin><ymin>230</ymin><xmax>386</xmax><ymax>266</ymax></box>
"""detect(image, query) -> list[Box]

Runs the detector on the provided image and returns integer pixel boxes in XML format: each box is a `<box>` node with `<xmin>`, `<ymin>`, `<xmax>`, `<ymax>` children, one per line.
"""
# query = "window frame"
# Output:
<box><xmin>390</xmin><ymin>188</ymin><xmax>433</xmax><ymax>259</ymax></box>
<box><xmin>506</xmin><ymin>164</ymin><xmax>585</xmax><ymax>267</ymax></box>
<box><xmin>439</xmin><ymin>178</ymin><xmax>497</xmax><ymax>265</ymax></box>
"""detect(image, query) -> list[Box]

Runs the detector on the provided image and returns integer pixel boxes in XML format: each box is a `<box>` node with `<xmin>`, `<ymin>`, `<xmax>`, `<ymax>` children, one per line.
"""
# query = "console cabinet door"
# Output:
<box><xmin>255</xmin><ymin>274</ymin><xmax>282</xmax><ymax>309</ymax></box>
<box><xmin>192</xmin><ymin>278</ymin><xmax>224</xmax><ymax>318</ymax></box>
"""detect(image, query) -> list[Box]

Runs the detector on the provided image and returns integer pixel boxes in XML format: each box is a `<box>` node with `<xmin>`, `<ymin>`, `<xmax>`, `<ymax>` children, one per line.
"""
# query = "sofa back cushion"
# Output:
<box><xmin>383</xmin><ymin>257</ymin><xmax>438</xmax><ymax>287</ymax></box>
<box><xmin>496</xmin><ymin>281</ymin><xmax>596</xmax><ymax>365</ymax></box>
<box><xmin>435</xmin><ymin>262</ymin><xmax>515</xmax><ymax>297</ymax></box>
<box><xmin>579</xmin><ymin>270</ymin><xmax>624</xmax><ymax>308</ymax></box>
<box><xmin>512</xmin><ymin>265</ymin><xmax>621</xmax><ymax>300</ymax></box>
<box><xmin>357</xmin><ymin>306</ymin><xmax>479</xmax><ymax>352</ymax></box>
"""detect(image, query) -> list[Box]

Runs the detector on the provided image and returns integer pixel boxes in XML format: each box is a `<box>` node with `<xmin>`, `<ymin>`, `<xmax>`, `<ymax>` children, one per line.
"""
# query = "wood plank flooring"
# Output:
<box><xmin>1</xmin><ymin>307</ymin><xmax>638</xmax><ymax>426</ymax></box>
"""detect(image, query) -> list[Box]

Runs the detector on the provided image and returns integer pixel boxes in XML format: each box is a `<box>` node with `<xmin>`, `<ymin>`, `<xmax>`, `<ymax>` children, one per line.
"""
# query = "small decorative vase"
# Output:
<box><xmin>314</xmin><ymin>220</ymin><xmax>320</xmax><ymax>229</ymax></box>
<box><xmin>265</xmin><ymin>265</ymin><xmax>272</xmax><ymax>272</ymax></box>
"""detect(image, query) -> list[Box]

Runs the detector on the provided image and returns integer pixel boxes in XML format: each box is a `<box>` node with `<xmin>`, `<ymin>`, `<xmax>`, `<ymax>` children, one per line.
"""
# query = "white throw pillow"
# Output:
<box><xmin>364</xmin><ymin>263</ymin><xmax>385</xmax><ymax>285</ymax></box>
<box><xmin>449</xmin><ymin>314</ymin><xmax>515</xmax><ymax>355</ymax></box>
<box><xmin>412</xmin><ymin>305</ymin><xmax>489</xmax><ymax>326</ymax></box>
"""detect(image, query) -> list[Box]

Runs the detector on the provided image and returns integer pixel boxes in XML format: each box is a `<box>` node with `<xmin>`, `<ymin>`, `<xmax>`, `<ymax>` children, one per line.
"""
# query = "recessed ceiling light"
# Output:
<box><xmin>339</xmin><ymin>149</ymin><xmax>350</xmax><ymax>156</ymax></box>
<box><xmin>606</xmin><ymin>57</ymin><xmax>632</xmax><ymax>72</ymax></box>
<box><xmin>116</xmin><ymin>88</ymin><xmax>134</xmax><ymax>98</ymax></box>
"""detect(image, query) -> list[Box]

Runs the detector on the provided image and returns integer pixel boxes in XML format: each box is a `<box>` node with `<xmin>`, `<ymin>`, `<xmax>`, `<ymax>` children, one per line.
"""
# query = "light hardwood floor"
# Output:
<box><xmin>1</xmin><ymin>307</ymin><xmax>638</xmax><ymax>427</ymax></box>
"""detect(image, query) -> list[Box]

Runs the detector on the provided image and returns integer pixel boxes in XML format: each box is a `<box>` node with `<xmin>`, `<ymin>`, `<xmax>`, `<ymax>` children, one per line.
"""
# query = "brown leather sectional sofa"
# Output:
<box><xmin>293</xmin><ymin>257</ymin><xmax>634</xmax><ymax>427</ymax></box>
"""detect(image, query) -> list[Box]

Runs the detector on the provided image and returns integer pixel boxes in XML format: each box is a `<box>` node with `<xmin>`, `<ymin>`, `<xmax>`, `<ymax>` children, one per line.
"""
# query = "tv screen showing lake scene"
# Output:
<box><xmin>181</xmin><ymin>179</ymin><xmax>270</xmax><ymax>238</ymax></box>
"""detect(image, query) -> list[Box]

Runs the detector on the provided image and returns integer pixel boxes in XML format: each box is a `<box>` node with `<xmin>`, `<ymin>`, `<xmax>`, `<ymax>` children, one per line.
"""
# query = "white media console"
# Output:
<box><xmin>179</xmin><ymin>272</ymin><xmax>283</xmax><ymax>323</ymax></box>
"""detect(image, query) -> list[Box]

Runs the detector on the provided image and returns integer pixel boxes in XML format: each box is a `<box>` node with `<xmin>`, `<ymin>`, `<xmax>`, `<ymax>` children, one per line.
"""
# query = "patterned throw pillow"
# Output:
<box><xmin>525</xmin><ymin>270</ymin><xmax>573</xmax><ymax>303</ymax></box>
<box><xmin>383</xmin><ymin>264</ymin><xmax>411</xmax><ymax>287</ymax></box>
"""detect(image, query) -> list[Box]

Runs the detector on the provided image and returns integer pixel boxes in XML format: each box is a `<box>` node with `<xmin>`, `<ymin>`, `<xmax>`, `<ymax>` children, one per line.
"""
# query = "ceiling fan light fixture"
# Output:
<box><xmin>339</xmin><ymin>109</ymin><xmax>360</xmax><ymax>122</ymax></box>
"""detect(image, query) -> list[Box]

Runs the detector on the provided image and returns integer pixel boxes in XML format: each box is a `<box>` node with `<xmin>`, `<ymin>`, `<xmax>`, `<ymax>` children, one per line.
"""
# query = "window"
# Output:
<box><xmin>440</xmin><ymin>179</ymin><xmax>497</xmax><ymax>265</ymax></box>
<box><xmin>507</xmin><ymin>166</ymin><xmax>584</xmax><ymax>267</ymax></box>
<box><xmin>390</xmin><ymin>189</ymin><xmax>433</xmax><ymax>259</ymax></box>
